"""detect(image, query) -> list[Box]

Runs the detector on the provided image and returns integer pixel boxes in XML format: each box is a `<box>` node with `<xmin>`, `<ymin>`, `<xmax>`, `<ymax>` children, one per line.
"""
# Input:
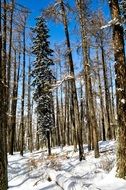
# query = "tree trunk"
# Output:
<box><xmin>14</xmin><ymin>38</ymin><xmax>21</xmax><ymax>152</ymax></box>
<box><xmin>65</xmin><ymin>80</ymin><xmax>70</xmax><ymax>145</ymax></box>
<box><xmin>27</xmin><ymin>55</ymin><xmax>33</xmax><ymax>153</ymax></box>
<box><xmin>20</xmin><ymin>22</ymin><xmax>26</xmax><ymax>156</ymax></box>
<box><xmin>60</xmin><ymin>61</ymin><xmax>65</xmax><ymax>146</ymax></box>
<box><xmin>109</xmin><ymin>0</ymin><xmax>126</xmax><ymax>179</ymax></box>
<box><xmin>9</xmin><ymin>50</ymin><xmax>18</xmax><ymax>155</ymax></box>
<box><xmin>47</xmin><ymin>130</ymin><xmax>51</xmax><ymax>155</ymax></box>
<box><xmin>0</xmin><ymin>0</ymin><xmax>8</xmax><ymax>189</ymax></box>
<box><xmin>36</xmin><ymin>120</ymin><xmax>40</xmax><ymax>150</ymax></box>
<box><xmin>100</xmin><ymin>43</ymin><xmax>112</xmax><ymax>139</ymax></box>
<box><xmin>56</xmin><ymin>87</ymin><xmax>61</xmax><ymax>146</ymax></box>
<box><xmin>7</xmin><ymin>0</ymin><xmax>14</xmax><ymax>145</ymax></box>
<box><xmin>97</xmin><ymin>54</ymin><xmax>106</xmax><ymax>141</ymax></box>
<box><xmin>60</xmin><ymin>0</ymin><xmax>85</xmax><ymax>160</ymax></box>
<box><xmin>109</xmin><ymin>60</ymin><xmax>116</xmax><ymax>139</ymax></box>
<box><xmin>80</xmin><ymin>80</ymin><xmax>86</xmax><ymax>144</ymax></box>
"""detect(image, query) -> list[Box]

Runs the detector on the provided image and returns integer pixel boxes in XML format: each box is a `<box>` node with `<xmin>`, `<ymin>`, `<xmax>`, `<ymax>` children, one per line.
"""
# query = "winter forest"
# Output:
<box><xmin>0</xmin><ymin>0</ymin><xmax>126</xmax><ymax>190</ymax></box>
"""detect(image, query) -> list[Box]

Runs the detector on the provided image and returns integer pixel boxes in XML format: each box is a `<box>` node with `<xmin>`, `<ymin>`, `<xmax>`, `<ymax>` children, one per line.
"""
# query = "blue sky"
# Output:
<box><xmin>17</xmin><ymin>0</ymin><xmax>110</xmax><ymax>23</ymax></box>
<box><xmin>16</xmin><ymin>0</ymin><xmax>111</xmax><ymax>79</ymax></box>
<box><xmin>17</xmin><ymin>0</ymin><xmax>110</xmax><ymax>45</ymax></box>
<box><xmin>17</xmin><ymin>0</ymin><xmax>54</xmax><ymax>26</ymax></box>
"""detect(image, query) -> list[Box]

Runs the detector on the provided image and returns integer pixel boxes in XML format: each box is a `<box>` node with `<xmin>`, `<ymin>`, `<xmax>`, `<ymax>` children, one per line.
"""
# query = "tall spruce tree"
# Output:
<box><xmin>31</xmin><ymin>16</ymin><xmax>55</xmax><ymax>155</ymax></box>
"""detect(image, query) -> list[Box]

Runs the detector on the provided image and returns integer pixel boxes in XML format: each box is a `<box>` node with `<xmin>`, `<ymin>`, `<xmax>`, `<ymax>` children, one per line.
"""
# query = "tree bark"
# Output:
<box><xmin>109</xmin><ymin>0</ymin><xmax>126</xmax><ymax>179</ymax></box>
<box><xmin>0</xmin><ymin>0</ymin><xmax>8</xmax><ymax>189</ymax></box>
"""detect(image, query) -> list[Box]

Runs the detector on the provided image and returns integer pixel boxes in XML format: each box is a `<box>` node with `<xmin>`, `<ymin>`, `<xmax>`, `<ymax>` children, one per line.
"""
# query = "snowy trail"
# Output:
<box><xmin>8</xmin><ymin>152</ymin><xmax>62</xmax><ymax>190</ymax></box>
<box><xmin>8</xmin><ymin>141</ymin><xmax>126</xmax><ymax>190</ymax></box>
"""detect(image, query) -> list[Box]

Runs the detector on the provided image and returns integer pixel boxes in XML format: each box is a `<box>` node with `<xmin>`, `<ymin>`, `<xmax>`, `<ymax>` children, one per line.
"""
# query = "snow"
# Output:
<box><xmin>8</xmin><ymin>141</ymin><xmax>126</xmax><ymax>190</ymax></box>
<box><xmin>101</xmin><ymin>18</ymin><xmax>120</xmax><ymax>29</ymax></box>
<box><xmin>51</xmin><ymin>74</ymin><xmax>74</xmax><ymax>91</ymax></box>
<box><xmin>96</xmin><ymin>167</ymin><xmax>126</xmax><ymax>190</ymax></box>
<box><xmin>121</xmin><ymin>99</ymin><xmax>125</xmax><ymax>104</ymax></box>
<box><xmin>117</xmin><ymin>88</ymin><xmax>123</xmax><ymax>91</ymax></box>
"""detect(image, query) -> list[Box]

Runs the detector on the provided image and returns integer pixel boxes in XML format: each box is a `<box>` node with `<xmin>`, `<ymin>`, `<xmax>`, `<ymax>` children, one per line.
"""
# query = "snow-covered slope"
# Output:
<box><xmin>8</xmin><ymin>141</ymin><xmax>126</xmax><ymax>190</ymax></box>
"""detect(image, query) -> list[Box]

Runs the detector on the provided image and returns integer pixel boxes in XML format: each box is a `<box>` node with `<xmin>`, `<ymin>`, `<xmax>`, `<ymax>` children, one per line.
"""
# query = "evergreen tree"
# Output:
<box><xmin>31</xmin><ymin>16</ymin><xmax>55</xmax><ymax>155</ymax></box>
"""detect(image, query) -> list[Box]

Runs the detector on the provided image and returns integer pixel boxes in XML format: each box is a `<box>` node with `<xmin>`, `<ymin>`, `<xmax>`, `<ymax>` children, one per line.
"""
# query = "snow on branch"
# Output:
<box><xmin>101</xmin><ymin>18</ymin><xmax>120</xmax><ymax>29</ymax></box>
<box><xmin>51</xmin><ymin>74</ymin><xmax>74</xmax><ymax>91</ymax></box>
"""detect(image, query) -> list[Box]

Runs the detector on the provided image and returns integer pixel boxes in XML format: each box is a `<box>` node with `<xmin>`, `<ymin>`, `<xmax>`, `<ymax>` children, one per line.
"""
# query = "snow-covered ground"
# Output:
<box><xmin>8</xmin><ymin>141</ymin><xmax>126</xmax><ymax>190</ymax></box>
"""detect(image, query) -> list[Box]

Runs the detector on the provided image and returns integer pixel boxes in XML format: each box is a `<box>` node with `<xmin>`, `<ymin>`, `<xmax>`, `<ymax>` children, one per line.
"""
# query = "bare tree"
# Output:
<box><xmin>76</xmin><ymin>0</ymin><xmax>100</xmax><ymax>158</ymax></box>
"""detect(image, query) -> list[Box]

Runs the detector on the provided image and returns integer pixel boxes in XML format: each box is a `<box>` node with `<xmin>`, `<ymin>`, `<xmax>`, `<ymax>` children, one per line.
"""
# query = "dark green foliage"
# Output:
<box><xmin>31</xmin><ymin>16</ymin><xmax>55</xmax><ymax>136</ymax></box>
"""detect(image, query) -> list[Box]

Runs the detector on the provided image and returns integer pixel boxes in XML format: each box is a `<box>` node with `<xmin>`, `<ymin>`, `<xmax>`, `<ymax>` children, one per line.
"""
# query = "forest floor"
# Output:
<box><xmin>8</xmin><ymin>140</ymin><xmax>126</xmax><ymax>190</ymax></box>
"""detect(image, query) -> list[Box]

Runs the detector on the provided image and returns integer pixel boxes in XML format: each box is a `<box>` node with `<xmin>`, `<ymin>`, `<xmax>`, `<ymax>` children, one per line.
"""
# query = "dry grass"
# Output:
<box><xmin>27</xmin><ymin>153</ymin><xmax>68</xmax><ymax>171</ymax></box>
<box><xmin>46</xmin><ymin>153</ymin><xmax>68</xmax><ymax>170</ymax></box>
<box><xmin>27</xmin><ymin>158</ymin><xmax>38</xmax><ymax>170</ymax></box>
